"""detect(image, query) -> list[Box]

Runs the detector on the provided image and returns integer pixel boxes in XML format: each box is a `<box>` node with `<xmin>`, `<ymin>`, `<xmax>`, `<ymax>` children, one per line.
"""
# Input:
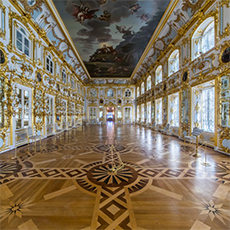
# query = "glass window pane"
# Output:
<box><xmin>16</xmin><ymin>31</ymin><xmax>22</xmax><ymax>42</ymax></box>
<box><xmin>24</xmin><ymin>38</ymin><xmax>29</xmax><ymax>48</ymax></box>
<box><xmin>156</xmin><ymin>66</ymin><xmax>162</xmax><ymax>84</ymax></box>
<box><xmin>24</xmin><ymin>47</ymin><xmax>29</xmax><ymax>56</ymax></box>
<box><xmin>20</xmin><ymin>28</ymin><xmax>26</xmax><ymax>35</ymax></box>
<box><xmin>141</xmin><ymin>83</ymin><xmax>145</xmax><ymax>94</ymax></box>
<box><xmin>16</xmin><ymin>40</ymin><xmax>23</xmax><ymax>51</ymax></box>
<box><xmin>202</xmin><ymin>22</ymin><xmax>214</xmax><ymax>53</ymax></box>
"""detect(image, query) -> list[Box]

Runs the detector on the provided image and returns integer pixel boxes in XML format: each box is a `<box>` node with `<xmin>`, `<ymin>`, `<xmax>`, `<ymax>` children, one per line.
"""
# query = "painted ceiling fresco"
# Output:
<box><xmin>53</xmin><ymin>0</ymin><xmax>171</xmax><ymax>79</ymax></box>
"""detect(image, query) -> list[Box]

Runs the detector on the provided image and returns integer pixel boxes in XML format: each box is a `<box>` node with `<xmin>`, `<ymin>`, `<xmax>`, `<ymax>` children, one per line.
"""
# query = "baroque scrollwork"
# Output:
<box><xmin>15</xmin><ymin>0</ymin><xmax>43</xmax><ymax>14</ymax></box>
<box><xmin>182</xmin><ymin>0</ymin><xmax>205</xmax><ymax>14</ymax></box>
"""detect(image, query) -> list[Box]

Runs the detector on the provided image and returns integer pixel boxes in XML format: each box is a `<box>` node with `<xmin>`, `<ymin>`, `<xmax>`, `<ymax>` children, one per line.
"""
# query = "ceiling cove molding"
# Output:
<box><xmin>46</xmin><ymin>0</ymin><xmax>91</xmax><ymax>81</ymax></box>
<box><xmin>130</xmin><ymin>0</ymin><xmax>180</xmax><ymax>80</ymax></box>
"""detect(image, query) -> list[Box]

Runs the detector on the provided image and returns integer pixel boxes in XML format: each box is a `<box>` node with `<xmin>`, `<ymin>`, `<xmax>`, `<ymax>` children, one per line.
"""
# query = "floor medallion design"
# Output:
<box><xmin>88</xmin><ymin>164</ymin><xmax>137</xmax><ymax>187</ymax></box>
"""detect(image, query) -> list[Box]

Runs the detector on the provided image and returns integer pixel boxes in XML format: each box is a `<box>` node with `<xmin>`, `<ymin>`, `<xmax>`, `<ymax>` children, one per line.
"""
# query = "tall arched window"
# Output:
<box><xmin>46</xmin><ymin>54</ymin><xmax>53</xmax><ymax>74</ymax></box>
<box><xmin>168</xmin><ymin>50</ymin><xmax>179</xmax><ymax>76</ymax></box>
<box><xmin>155</xmin><ymin>65</ymin><xmax>162</xmax><ymax>84</ymax></box>
<box><xmin>137</xmin><ymin>87</ymin><xmax>140</xmax><ymax>97</ymax></box>
<box><xmin>16</xmin><ymin>27</ymin><xmax>30</xmax><ymax>57</ymax></box>
<box><xmin>141</xmin><ymin>82</ymin><xmax>145</xmax><ymax>95</ymax></box>
<box><xmin>192</xmin><ymin>17</ymin><xmax>215</xmax><ymax>60</ymax></box>
<box><xmin>147</xmin><ymin>75</ymin><xmax>151</xmax><ymax>91</ymax></box>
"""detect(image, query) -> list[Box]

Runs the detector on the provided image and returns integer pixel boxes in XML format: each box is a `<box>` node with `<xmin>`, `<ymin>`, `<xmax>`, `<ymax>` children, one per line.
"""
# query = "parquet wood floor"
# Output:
<box><xmin>0</xmin><ymin>124</ymin><xmax>230</xmax><ymax>230</ymax></box>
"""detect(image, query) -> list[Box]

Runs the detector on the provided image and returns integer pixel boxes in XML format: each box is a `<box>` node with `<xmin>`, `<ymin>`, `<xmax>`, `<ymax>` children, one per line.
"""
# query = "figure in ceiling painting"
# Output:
<box><xmin>98</xmin><ymin>11</ymin><xmax>111</xmax><ymax>22</ymax></box>
<box><xmin>129</xmin><ymin>3</ymin><xmax>141</xmax><ymax>14</ymax></box>
<box><xmin>137</xmin><ymin>13</ymin><xmax>149</xmax><ymax>23</ymax></box>
<box><xmin>72</xmin><ymin>2</ymin><xmax>99</xmax><ymax>24</ymax></box>
<box><xmin>115</xmin><ymin>25</ymin><xmax>135</xmax><ymax>38</ymax></box>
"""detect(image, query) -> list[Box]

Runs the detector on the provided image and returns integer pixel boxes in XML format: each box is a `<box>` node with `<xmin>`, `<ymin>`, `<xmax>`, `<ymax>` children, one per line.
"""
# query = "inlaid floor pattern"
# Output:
<box><xmin>0</xmin><ymin>124</ymin><xmax>230</xmax><ymax>230</ymax></box>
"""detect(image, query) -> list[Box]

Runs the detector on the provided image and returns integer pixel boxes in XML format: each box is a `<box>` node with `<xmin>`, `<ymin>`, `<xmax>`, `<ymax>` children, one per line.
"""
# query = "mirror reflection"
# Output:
<box><xmin>220</xmin><ymin>75</ymin><xmax>230</xmax><ymax>127</ymax></box>
<box><xmin>0</xmin><ymin>77</ymin><xmax>5</xmax><ymax>128</ymax></box>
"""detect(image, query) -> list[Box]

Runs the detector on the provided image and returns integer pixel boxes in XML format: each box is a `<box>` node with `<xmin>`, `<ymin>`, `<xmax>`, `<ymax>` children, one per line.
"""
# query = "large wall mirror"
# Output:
<box><xmin>0</xmin><ymin>77</ymin><xmax>5</xmax><ymax>128</ymax></box>
<box><xmin>220</xmin><ymin>75</ymin><xmax>230</xmax><ymax>127</ymax></box>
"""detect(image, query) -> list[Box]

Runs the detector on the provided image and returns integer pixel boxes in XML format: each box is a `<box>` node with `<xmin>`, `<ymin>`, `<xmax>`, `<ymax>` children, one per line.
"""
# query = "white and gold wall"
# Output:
<box><xmin>84</xmin><ymin>86</ymin><xmax>135</xmax><ymax>124</ymax></box>
<box><xmin>0</xmin><ymin>0</ymin><xmax>84</xmax><ymax>153</ymax></box>
<box><xmin>135</xmin><ymin>0</ymin><xmax>230</xmax><ymax>154</ymax></box>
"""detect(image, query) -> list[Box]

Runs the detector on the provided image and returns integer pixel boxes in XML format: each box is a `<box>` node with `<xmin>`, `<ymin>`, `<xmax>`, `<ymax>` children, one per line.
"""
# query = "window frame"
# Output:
<box><xmin>141</xmin><ymin>82</ymin><xmax>145</xmax><ymax>95</ymax></box>
<box><xmin>62</xmin><ymin>69</ymin><xmax>67</xmax><ymax>84</ymax></box>
<box><xmin>191</xmin><ymin>17</ymin><xmax>215</xmax><ymax>60</ymax></box>
<box><xmin>89</xmin><ymin>107</ymin><xmax>97</xmax><ymax>119</ymax></box>
<box><xmin>155</xmin><ymin>65</ymin><xmax>162</xmax><ymax>85</ymax></box>
<box><xmin>46</xmin><ymin>54</ymin><xmax>54</xmax><ymax>74</ymax></box>
<box><xmin>124</xmin><ymin>107</ymin><xmax>132</xmax><ymax>120</ymax></box>
<box><xmin>147</xmin><ymin>75</ymin><xmax>151</xmax><ymax>91</ymax></box>
<box><xmin>15</xmin><ymin>84</ymin><xmax>32</xmax><ymax>130</ymax></box>
<box><xmin>168</xmin><ymin>49</ymin><xmax>179</xmax><ymax>77</ymax></box>
<box><xmin>15</xmin><ymin>25</ymin><xmax>31</xmax><ymax>57</ymax></box>
<box><xmin>125</xmin><ymin>89</ymin><xmax>131</xmax><ymax>98</ymax></box>
<box><xmin>137</xmin><ymin>87</ymin><xmax>140</xmax><ymax>97</ymax></box>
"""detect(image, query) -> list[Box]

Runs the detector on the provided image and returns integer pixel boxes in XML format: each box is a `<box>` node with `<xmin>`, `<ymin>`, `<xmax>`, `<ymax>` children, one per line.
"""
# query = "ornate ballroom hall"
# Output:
<box><xmin>0</xmin><ymin>0</ymin><xmax>230</xmax><ymax>230</ymax></box>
